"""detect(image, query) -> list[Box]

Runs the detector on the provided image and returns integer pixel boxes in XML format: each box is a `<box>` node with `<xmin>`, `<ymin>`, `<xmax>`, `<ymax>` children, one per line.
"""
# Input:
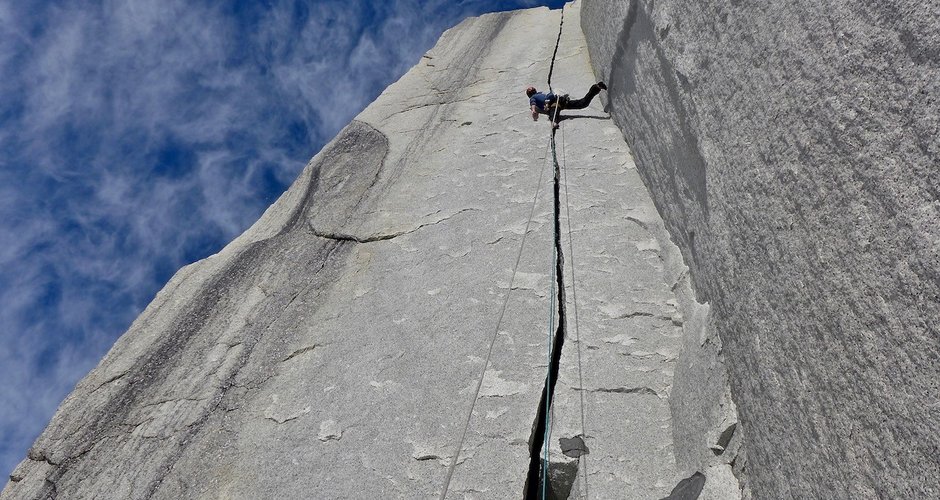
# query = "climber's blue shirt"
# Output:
<box><xmin>529</xmin><ymin>92</ymin><xmax>557</xmax><ymax>113</ymax></box>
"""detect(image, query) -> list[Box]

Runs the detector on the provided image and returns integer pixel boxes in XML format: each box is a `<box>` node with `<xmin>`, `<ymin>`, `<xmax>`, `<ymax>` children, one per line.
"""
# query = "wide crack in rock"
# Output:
<box><xmin>524</xmin><ymin>130</ymin><xmax>569</xmax><ymax>500</ymax></box>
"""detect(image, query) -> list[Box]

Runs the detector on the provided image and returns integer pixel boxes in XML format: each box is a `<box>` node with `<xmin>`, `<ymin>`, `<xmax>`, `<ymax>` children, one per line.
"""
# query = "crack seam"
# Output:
<box><xmin>309</xmin><ymin>208</ymin><xmax>478</xmax><ymax>243</ymax></box>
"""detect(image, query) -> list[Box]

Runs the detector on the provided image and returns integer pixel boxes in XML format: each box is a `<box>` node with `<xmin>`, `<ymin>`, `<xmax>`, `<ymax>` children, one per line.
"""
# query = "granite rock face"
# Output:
<box><xmin>582</xmin><ymin>0</ymin><xmax>940</xmax><ymax>498</ymax></box>
<box><xmin>11</xmin><ymin>0</ymin><xmax>931</xmax><ymax>497</ymax></box>
<box><xmin>3</xmin><ymin>3</ymin><xmax>732</xmax><ymax>499</ymax></box>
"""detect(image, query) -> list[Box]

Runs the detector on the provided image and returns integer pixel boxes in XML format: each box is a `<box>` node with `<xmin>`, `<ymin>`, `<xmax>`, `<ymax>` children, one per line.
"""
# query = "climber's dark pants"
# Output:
<box><xmin>547</xmin><ymin>84</ymin><xmax>603</xmax><ymax>123</ymax></box>
<box><xmin>561</xmin><ymin>83</ymin><xmax>603</xmax><ymax>110</ymax></box>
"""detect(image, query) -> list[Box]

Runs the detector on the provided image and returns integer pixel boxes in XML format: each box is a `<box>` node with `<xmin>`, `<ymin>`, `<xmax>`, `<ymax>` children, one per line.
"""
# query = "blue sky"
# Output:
<box><xmin>0</xmin><ymin>0</ymin><xmax>564</xmax><ymax>477</ymax></box>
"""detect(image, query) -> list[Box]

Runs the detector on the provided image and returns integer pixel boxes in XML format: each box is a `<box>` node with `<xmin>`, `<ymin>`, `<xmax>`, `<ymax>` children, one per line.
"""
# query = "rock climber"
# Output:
<box><xmin>526</xmin><ymin>82</ymin><xmax>607</xmax><ymax>128</ymax></box>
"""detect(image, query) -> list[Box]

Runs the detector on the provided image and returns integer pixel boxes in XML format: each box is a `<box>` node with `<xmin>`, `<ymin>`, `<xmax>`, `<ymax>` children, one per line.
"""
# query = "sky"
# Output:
<box><xmin>0</xmin><ymin>0</ymin><xmax>565</xmax><ymax>478</ymax></box>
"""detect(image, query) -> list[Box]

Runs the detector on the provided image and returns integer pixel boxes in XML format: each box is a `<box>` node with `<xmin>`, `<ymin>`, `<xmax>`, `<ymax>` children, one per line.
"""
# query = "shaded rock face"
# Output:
<box><xmin>4</xmin><ymin>3</ymin><xmax>732</xmax><ymax>499</ymax></box>
<box><xmin>582</xmin><ymin>0</ymin><xmax>940</xmax><ymax>498</ymax></box>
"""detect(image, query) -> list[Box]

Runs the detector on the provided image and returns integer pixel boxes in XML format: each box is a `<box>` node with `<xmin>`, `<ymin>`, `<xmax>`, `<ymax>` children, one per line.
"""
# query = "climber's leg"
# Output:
<box><xmin>564</xmin><ymin>82</ymin><xmax>606</xmax><ymax>110</ymax></box>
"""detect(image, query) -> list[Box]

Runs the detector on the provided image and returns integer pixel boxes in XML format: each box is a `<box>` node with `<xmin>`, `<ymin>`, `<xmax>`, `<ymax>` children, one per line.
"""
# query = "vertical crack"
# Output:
<box><xmin>524</xmin><ymin>130</ymin><xmax>569</xmax><ymax>500</ymax></box>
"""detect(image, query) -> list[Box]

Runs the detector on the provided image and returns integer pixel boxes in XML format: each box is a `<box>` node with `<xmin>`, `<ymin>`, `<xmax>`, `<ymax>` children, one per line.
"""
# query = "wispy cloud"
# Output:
<box><xmin>0</xmin><ymin>0</ymin><xmax>564</xmax><ymax>477</ymax></box>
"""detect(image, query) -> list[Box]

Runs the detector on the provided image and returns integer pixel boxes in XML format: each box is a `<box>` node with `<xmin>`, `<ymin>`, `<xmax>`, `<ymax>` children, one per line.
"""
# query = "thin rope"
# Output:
<box><xmin>543</xmin><ymin>219</ymin><xmax>557</xmax><ymax>500</ymax></box>
<box><xmin>536</xmin><ymin>7</ymin><xmax>565</xmax><ymax>490</ymax></box>
<box><xmin>539</xmin><ymin>103</ymin><xmax>565</xmax><ymax>500</ymax></box>
<box><xmin>561</xmin><ymin>124</ymin><xmax>589</xmax><ymax>499</ymax></box>
<box><xmin>532</xmin><ymin>105</ymin><xmax>571</xmax><ymax>500</ymax></box>
<box><xmin>438</xmin><ymin>136</ymin><xmax>553</xmax><ymax>500</ymax></box>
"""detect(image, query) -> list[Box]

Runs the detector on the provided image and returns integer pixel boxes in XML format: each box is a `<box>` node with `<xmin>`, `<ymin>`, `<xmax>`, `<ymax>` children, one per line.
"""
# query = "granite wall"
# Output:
<box><xmin>3</xmin><ymin>5</ymin><xmax>704</xmax><ymax>498</ymax></box>
<box><xmin>582</xmin><ymin>0</ymin><xmax>940</xmax><ymax>497</ymax></box>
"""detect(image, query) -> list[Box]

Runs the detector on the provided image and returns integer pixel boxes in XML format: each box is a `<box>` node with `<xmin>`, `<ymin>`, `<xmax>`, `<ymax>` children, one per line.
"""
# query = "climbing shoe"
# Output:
<box><xmin>597</xmin><ymin>81</ymin><xmax>607</xmax><ymax>90</ymax></box>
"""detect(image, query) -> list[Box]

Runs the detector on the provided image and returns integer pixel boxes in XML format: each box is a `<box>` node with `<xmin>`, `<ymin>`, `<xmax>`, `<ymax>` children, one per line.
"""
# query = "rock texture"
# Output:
<box><xmin>582</xmin><ymin>0</ymin><xmax>940</xmax><ymax>498</ymax></box>
<box><xmin>10</xmin><ymin>0</ymin><xmax>932</xmax><ymax>497</ymax></box>
<box><xmin>3</xmin><ymin>3</ymin><xmax>729</xmax><ymax>499</ymax></box>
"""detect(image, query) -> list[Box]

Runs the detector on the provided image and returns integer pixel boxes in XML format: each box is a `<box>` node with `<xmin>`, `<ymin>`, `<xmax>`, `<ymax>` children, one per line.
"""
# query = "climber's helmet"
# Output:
<box><xmin>525</xmin><ymin>86</ymin><xmax>537</xmax><ymax>97</ymax></box>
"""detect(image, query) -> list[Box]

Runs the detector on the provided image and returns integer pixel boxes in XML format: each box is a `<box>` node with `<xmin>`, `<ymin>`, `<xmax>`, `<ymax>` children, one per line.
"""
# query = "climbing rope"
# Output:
<box><xmin>530</xmin><ymin>99</ymin><xmax>570</xmax><ymax>499</ymax></box>
<box><xmin>442</xmin><ymin>5</ymin><xmax>590</xmax><ymax>498</ymax></box>
<box><xmin>544</xmin><ymin>211</ymin><xmax>557</xmax><ymax>500</ymax></box>
<box><xmin>543</xmin><ymin>103</ymin><xmax>564</xmax><ymax>500</ymax></box>
<box><xmin>438</xmin><ymin>136</ymin><xmax>553</xmax><ymax>500</ymax></box>
<box><xmin>536</xmin><ymin>6</ymin><xmax>578</xmax><ymax>499</ymax></box>
<box><xmin>561</xmin><ymin>124</ymin><xmax>590</xmax><ymax>499</ymax></box>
